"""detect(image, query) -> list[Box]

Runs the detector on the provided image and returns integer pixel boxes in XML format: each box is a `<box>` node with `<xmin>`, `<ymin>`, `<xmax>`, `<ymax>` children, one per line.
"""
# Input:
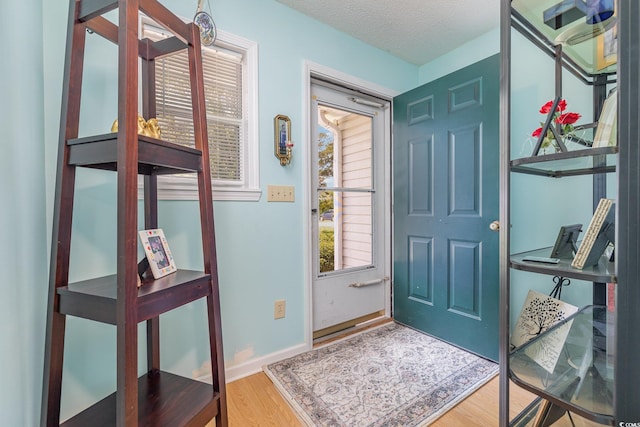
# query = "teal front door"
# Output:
<box><xmin>393</xmin><ymin>54</ymin><xmax>500</xmax><ymax>361</ymax></box>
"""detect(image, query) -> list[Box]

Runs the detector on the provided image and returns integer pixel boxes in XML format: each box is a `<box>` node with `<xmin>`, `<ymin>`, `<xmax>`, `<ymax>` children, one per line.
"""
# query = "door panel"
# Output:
<box><xmin>449</xmin><ymin>124</ymin><xmax>481</xmax><ymax>216</ymax></box>
<box><xmin>409</xmin><ymin>136</ymin><xmax>434</xmax><ymax>215</ymax></box>
<box><xmin>393</xmin><ymin>54</ymin><xmax>500</xmax><ymax>361</ymax></box>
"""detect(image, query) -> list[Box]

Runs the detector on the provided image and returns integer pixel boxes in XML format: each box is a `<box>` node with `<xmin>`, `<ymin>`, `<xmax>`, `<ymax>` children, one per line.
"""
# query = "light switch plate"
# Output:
<box><xmin>267</xmin><ymin>185</ymin><xmax>295</xmax><ymax>202</ymax></box>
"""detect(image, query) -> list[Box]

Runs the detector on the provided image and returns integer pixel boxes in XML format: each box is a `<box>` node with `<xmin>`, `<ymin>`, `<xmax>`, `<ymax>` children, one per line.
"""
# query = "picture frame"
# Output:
<box><xmin>596</xmin><ymin>23</ymin><xmax>617</xmax><ymax>70</ymax></box>
<box><xmin>550</xmin><ymin>224</ymin><xmax>583</xmax><ymax>259</ymax></box>
<box><xmin>138</xmin><ymin>229</ymin><xmax>177</xmax><ymax>279</ymax></box>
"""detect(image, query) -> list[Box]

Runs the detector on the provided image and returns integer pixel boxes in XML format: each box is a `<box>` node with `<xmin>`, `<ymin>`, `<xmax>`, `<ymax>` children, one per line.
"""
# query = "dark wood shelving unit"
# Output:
<box><xmin>57</xmin><ymin>270</ymin><xmax>212</xmax><ymax>324</ymax></box>
<box><xmin>41</xmin><ymin>1</ymin><xmax>227</xmax><ymax>426</ymax></box>
<box><xmin>67</xmin><ymin>133</ymin><xmax>203</xmax><ymax>174</ymax></box>
<box><xmin>60</xmin><ymin>371</ymin><xmax>219</xmax><ymax>427</ymax></box>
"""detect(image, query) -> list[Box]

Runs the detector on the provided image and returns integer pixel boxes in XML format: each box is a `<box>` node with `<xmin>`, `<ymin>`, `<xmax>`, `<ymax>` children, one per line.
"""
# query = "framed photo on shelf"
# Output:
<box><xmin>596</xmin><ymin>24</ymin><xmax>617</xmax><ymax>70</ymax></box>
<box><xmin>550</xmin><ymin>224</ymin><xmax>582</xmax><ymax>259</ymax></box>
<box><xmin>138</xmin><ymin>229</ymin><xmax>177</xmax><ymax>279</ymax></box>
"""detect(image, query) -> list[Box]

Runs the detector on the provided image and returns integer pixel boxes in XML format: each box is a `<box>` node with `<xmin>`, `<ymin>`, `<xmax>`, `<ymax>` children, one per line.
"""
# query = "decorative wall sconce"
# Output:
<box><xmin>274</xmin><ymin>114</ymin><xmax>294</xmax><ymax>166</ymax></box>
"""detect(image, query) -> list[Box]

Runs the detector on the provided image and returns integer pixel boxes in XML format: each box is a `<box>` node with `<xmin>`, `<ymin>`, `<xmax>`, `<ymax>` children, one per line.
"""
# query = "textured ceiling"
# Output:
<box><xmin>275</xmin><ymin>0</ymin><xmax>500</xmax><ymax>65</ymax></box>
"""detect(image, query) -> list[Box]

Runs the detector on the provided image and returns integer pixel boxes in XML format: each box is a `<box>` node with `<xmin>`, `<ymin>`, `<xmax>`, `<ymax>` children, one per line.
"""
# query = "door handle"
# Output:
<box><xmin>349</xmin><ymin>277</ymin><xmax>388</xmax><ymax>288</ymax></box>
<box><xmin>489</xmin><ymin>220</ymin><xmax>500</xmax><ymax>232</ymax></box>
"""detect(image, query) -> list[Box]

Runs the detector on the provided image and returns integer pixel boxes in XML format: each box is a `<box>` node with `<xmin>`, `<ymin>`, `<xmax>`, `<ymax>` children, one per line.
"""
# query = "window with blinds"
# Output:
<box><xmin>142</xmin><ymin>21</ymin><xmax>258</xmax><ymax>200</ymax></box>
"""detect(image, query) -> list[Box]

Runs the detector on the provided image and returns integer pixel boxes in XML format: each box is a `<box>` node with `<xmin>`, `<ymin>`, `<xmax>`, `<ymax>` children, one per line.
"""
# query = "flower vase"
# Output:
<box><xmin>542</xmin><ymin>140</ymin><xmax>562</xmax><ymax>155</ymax></box>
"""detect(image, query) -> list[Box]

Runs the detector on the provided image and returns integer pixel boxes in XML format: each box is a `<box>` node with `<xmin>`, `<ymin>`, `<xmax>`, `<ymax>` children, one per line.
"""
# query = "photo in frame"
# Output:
<box><xmin>550</xmin><ymin>224</ymin><xmax>583</xmax><ymax>259</ymax></box>
<box><xmin>139</xmin><ymin>229</ymin><xmax>177</xmax><ymax>279</ymax></box>
<box><xmin>596</xmin><ymin>23</ymin><xmax>617</xmax><ymax>70</ymax></box>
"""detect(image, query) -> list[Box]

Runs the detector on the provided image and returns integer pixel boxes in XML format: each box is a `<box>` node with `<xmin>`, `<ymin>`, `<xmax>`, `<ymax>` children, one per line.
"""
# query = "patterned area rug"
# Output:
<box><xmin>264</xmin><ymin>323</ymin><xmax>498</xmax><ymax>427</ymax></box>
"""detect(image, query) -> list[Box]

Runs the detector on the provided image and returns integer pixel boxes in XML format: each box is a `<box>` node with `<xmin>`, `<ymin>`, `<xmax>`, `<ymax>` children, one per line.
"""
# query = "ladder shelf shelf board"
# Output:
<box><xmin>67</xmin><ymin>133</ymin><xmax>203</xmax><ymax>175</ymax></box>
<box><xmin>60</xmin><ymin>371</ymin><xmax>219</xmax><ymax>427</ymax></box>
<box><xmin>57</xmin><ymin>270</ymin><xmax>213</xmax><ymax>324</ymax></box>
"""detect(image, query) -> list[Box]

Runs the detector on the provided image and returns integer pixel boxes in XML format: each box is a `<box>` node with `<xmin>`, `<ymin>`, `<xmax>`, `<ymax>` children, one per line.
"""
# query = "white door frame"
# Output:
<box><xmin>302</xmin><ymin>61</ymin><xmax>398</xmax><ymax>349</ymax></box>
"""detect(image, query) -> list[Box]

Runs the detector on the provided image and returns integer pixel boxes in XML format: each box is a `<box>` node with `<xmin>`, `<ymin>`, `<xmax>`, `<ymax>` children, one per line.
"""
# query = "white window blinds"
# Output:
<box><xmin>145</xmin><ymin>25</ymin><xmax>245</xmax><ymax>183</ymax></box>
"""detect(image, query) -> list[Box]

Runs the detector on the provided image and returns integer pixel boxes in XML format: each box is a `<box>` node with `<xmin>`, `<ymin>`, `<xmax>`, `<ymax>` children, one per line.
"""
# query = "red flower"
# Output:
<box><xmin>532</xmin><ymin>99</ymin><xmax>581</xmax><ymax>151</ymax></box>
<box><xmin>556</xmin><ymin>112</ymin><xmax>581</xmax><ymax>125</ymax></box>
<box><xmin>539</xmin><ymin>101</ymin><xmax>553</xmax><ymax>114</ymax></box>
<box><xmin>557</xmin><ymin>99</ymin><xmax>567</xmax><ymax>112</ymax></box>
<box><xmin>539</xmin><ymin>99</ymin><xmax>567</xmax><ymax>114</ymax></box>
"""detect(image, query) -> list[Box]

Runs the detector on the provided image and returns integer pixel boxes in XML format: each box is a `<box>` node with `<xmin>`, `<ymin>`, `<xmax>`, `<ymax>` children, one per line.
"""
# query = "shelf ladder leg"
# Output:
<box><xmin>187</xmin><ymin>22</ymin><xmax>228</xmax><ymax>427</ymax></box>
<box><xmin>41</xmin><ymin>0</ymin><xmax>86</xmax><ymax>425</ymax></box>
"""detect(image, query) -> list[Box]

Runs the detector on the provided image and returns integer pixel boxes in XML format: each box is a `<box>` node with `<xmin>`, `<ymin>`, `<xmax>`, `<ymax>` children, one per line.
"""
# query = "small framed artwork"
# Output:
<box><xmin>550</xmin><ymin>224</ymin><xmax>582</xmax><ymax>259</ymax></box>
<box><xmin>596</xmin><ymin>24</ymin><xmax>617</xmax><ymax>70</ymax></box>
<box><xmin>138</xmin><ymin>229</ymin><xmax>177</xmax><ymax>279</ymax></box>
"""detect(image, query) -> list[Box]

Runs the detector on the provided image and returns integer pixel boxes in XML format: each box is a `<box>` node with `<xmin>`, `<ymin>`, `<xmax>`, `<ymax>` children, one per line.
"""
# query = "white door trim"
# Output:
<box><xmin>302</xmin><ymin>61</ymin><xmax>397</xmax><ymax>349</ymax></box>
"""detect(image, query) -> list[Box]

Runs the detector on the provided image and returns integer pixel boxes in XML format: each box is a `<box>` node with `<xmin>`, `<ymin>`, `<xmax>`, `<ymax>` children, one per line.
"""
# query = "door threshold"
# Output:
<box><xmin>313</xmin><ymin>312</ymin><xmax>390</xmax><ymax>347</ymax></box>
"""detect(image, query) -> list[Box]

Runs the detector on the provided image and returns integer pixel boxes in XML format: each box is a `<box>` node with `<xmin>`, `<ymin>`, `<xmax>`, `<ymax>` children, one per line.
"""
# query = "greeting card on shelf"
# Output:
<box><xmin>512</xmin><ymin>290</ymin><xmax>579</xmax><ymax>374</ymax></box>
<box><xmin>139</xmin><ymin>229</ymin><xmax>177</xmax><ymax>279</ymax></box>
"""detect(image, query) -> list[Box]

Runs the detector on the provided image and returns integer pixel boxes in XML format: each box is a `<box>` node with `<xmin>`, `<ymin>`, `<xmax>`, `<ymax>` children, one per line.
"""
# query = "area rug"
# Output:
<box><xmin>264</xmin><ymin>323</ymin><xmax>498</xmax><ymax>427</ymax></box>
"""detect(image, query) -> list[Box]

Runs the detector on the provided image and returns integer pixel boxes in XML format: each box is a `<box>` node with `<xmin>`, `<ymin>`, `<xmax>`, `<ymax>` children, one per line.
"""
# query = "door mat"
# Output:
<box><xmin>264</xmin><ymin>322</ymin><xmax>498</xmax><ymax>426</ymax></box>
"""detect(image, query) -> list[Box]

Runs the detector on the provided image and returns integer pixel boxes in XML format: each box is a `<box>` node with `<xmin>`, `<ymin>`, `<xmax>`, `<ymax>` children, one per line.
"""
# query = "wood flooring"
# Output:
<box><xmin>219</xmin><ymin>320</ymin><xmax>602</xmax><ymax>426</ymax></box>
<box><xmin>225</xmin><ymin>373</ymin><xmax>601</xmax><ymax>426</ymax></box>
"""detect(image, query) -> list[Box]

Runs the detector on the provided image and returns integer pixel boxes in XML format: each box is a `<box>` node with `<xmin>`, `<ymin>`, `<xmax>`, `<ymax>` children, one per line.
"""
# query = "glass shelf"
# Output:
<box><xmin>511</xmin><ymin>146</ymin><xmax>617</xmax><ymax>177</ymax></box>
<box><xmin>510</xmin><ymin>305</ymin><xmax>614</xmax><ymax>425</ymax></box>
<box><xmin>512</xmin><ymin>0</ymin><xmax>617</xmax><ymax>76</ymax></box>
<box><xmin>510</xmin><ymin>398</ymin><xmax>549</xmax><ymax>427</ymax></box>
<box><xmin>511</xmin><ymin>247</ymin><xmax>615</xmax><ymax>283</ymax></box>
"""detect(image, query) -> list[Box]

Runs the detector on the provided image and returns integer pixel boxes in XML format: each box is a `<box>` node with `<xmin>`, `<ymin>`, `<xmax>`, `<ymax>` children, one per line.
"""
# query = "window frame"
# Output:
<box><xmin>140</xmin><ymin>18</ymin><xmax>260</xmax><ymax>201</ymax></box>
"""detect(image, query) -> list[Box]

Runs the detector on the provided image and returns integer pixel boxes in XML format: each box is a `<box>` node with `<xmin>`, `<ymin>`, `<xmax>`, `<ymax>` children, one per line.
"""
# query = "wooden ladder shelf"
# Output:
<box><xmin>41</xmin><ymin>0</ymin><xmax>227</xmax><ymax>425</ymax></box>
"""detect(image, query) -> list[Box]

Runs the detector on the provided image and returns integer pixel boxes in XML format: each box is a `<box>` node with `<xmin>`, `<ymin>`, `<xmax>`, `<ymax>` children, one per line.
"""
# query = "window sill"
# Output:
<box><xmin>137</xmin><ymin>177</ymin><xmax>261</xmax><ymax>202</ymax></box>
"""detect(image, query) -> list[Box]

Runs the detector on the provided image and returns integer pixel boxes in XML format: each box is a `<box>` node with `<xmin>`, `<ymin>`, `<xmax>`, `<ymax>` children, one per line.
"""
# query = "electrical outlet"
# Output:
<box><xmin>274</xmin><ymin>300</ymin><xmax>286</xmax><ymax>319</ymax></box>
<box><xmin>267</xmin><ymin>185</ymin><xmax>295</xmax><ymax>202</ymax></box>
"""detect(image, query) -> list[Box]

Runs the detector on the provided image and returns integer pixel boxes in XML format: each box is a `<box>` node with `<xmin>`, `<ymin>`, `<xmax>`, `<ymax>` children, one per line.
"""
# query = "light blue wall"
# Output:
<box><xmin>27</xmin><ymin>0</ymin><xmax>419</xmax><ymax>422</ymax></box>
<box><xmin>0</xmin><ymin>1</ymin><xmax>48</xmax><ymax>426</ymax></box>
<box><xmin>509</xmin><ymin>29</ymin><xmax>600</xmax><ymax>325</ymax></box>
<box><xmin>419</xmin><ymin>28</ymin><xmax>500</xmax><ymax>84</ymax></box>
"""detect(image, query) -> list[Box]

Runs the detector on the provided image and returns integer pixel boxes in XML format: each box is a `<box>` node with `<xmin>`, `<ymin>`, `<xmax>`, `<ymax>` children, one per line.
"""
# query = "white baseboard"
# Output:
<box><xmin>195</xmin><ymin>342</ymin><xmax>309</xmax><ymax>384</ymax></box>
